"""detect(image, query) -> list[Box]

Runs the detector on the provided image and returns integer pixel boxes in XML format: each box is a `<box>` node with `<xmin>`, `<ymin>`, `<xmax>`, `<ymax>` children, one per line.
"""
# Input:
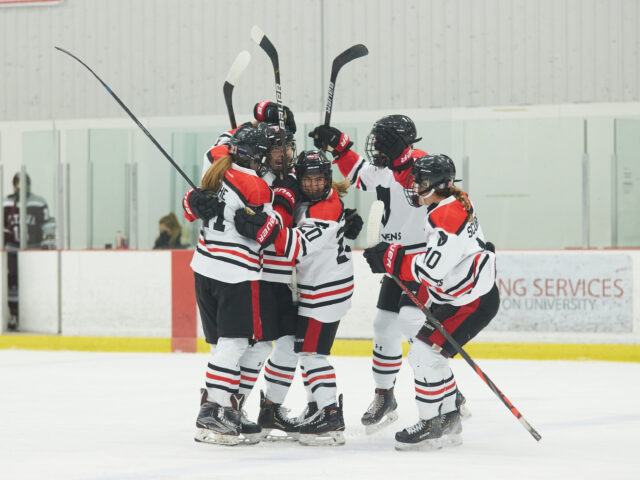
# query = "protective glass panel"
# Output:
<box><xmin>614</xmin><ymin>118</ymin><xmax>640</xmax><ymax>247</ymax></box>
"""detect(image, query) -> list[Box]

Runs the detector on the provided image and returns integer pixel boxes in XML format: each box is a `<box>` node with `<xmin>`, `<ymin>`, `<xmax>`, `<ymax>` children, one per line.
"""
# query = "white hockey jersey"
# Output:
<box><xmin>401</xmin><ymin>195</ymin><xmax>496</xmax><ymax>306</ymax></box>
<box><xmin>272</xmin><ymin>189</ymin><xmax>353</xmax><ymax>322</ymax></box>
<box><xmin>190</xmin><ymin>163</ymin><xmax>276</xmax><ymax>284</ymax></box>
<box><xmin>334</xmin><ymin>149</ymin><xmax>429</xmax><ymax>254</ymax></box>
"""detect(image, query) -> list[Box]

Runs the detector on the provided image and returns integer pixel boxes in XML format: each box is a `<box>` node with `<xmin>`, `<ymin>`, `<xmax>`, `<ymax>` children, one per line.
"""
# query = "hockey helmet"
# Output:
<box><xmin>365</xmin><ymin>114</ymin><xmax>422</xmax><ymax>167</ymax></box>
<box><xmin>296</xmin><ymin>149</ymin><xmax>332</xmax><ymax>203</ymax></box>
<box><xmin>258</xmin><ymin>122</ymin><xmax>297</xmax><ymax>173</ymax></box>
<box><xmin>404</xmin><ymin>154</ymin><xmax>458</xmax><ymax>207</ymax></box>
<box><xmin>228</xmin><ymin>124</ymin><xmax>270</xmax><ymax>173</ymax></box>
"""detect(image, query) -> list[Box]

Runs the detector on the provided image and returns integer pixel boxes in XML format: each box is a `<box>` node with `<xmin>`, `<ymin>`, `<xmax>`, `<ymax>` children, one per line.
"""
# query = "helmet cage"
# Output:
<box><xmin>297</xmin><ymin>150</ymin><xmax>332</xmax><ymax>203</ymax></box>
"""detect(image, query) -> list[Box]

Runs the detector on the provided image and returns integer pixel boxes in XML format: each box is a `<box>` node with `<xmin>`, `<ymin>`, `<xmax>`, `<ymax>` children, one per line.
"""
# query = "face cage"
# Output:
<box><xmin>364</xmin><ymin>131</ymin><xmax>389</xmax><ymax>167</ymax></box>
<box><xmin>300</xmin><ymin>171</ymin><xmax>331</xmax><ymax>203</ymax></box>
<box><xmin>266</xmin><ymin>141</ymin><xmax>297</xmax><ymax>173</ymax></box>
<box><xmin>403</xmin><ymin>174</ymin><xmax>422</xmax><ymax>207</ymax></box>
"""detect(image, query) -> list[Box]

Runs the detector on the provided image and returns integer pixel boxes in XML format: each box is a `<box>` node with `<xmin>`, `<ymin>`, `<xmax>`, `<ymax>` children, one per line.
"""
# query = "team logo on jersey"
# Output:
<box><xmin>437</xmin><ymin>231</ymin><xmax>448</xmax><ymax>246</ymax></box>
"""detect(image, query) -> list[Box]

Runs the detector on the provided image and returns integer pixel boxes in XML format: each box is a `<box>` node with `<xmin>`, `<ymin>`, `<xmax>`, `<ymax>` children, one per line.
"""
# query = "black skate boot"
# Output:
<box><xmin>394</xmin><ymin>416</ymin><xmax>444</xmax><ymax>451</ymax></box>
<box><xmin>440</xmin><ymin>409</ymin><xmax>463</xmax><ymax>447</ymax></box>
<box><xmin>299</xmin><ymin>394</ymin><xmax>345</xmax><ymax>446</ymax></box>
<box><xmin>257</xmin><ymin>391</ymin><xmax>300</xmax><ymax>441</ymax></box>
<box><xmin>455</xmin><ymin>389</ymin><xmax>471</xmax><ymax>419</ymax></box>
<box><xmin>231</xmin><ymin>393</ymin><xmax>262</xmax><ymax>445</ymax></box>
<box><xmin>194</xmin><ymin>389</ymin><xmax>241</xmax><ymax>446</ymax></box>
<box><xmin>361</xmin><ymin>387</ymin><xmax>399</xmax><ymax>434</ymax></box>
<box><xmin>297</xmin><ymin>401</ymin><xmax>318</xmax><ymax>424</ymax></box>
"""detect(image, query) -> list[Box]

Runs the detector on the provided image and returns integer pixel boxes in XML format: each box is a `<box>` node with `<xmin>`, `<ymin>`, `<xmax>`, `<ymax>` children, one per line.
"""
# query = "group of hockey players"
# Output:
<box><xmin>182</xmin><ymin>100</ymin><xmax>499</xmax><ymax>451</ymax></box>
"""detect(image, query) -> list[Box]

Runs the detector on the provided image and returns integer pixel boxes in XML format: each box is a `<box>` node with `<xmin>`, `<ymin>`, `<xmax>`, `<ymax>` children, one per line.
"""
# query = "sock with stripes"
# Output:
<box><xmin>264</xmin><ymin>335</ymin><xmax>298</xmax><ymax>404</ymax></box>
<box><xmin>407</xmin><ymin>339</ymin><xmax>457</xmax><ymax>420</ymax></box>
<box><xmin>238</xmin><ymin>341</ymin><xmax>272</xmax><ymax>398</ymax></box>
<box><xmin>372</xmin><ymin>309</ymin><xmax>403</xmax><ymax>389</ymax></box>
<box><xmin>300</xmin><ymin>364</ymin><xmax>316</xmax><ymax>404</ymax></box>
<box><xmin>299</xmin><ymin>353</ymin><xmax>337</xmax><ymax>409</ymax></box>
<box><xmin>205</xmin><ymin>337</ymin><xmax>249</xmax><ymax>407</ymax></box>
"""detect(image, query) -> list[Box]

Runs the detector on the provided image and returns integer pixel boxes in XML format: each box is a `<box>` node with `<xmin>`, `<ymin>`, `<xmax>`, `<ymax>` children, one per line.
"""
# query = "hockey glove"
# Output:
<box><xmin>234</xmin><ymin>208</ymin><xmax>280</xmax><ymax>247</ymax></box>
<box><xmin>343</xmin><ymin>208</ymin><xmax>364</xmax><ymax>240</ymax></box>
<box><xmin>363</xmin><ymin>242</ymin><xmax>405</xmax><ymax>277</ymax></box>
<box><xmin>374</xmin><ymin>126</ymin><xmax>413</xmax><ymax>169</ymax></box>
<box><xmin>183</xmin><ymin>188</ymin><xmax>220</xmax><ymax>222</ymax></box>
<box><xmin>272</xmin><ymin>174</ymin><xmax>299</xmax><ymax>215</ymax></box>
<box><xmin>253</xmin><ymin>101</ymin><xmax>297</xmax><ymax>134</ymax></box>
<box><xmin>308</xmin><ymin>125</ymin><xmax>353</xmax><ymax>154</ymax></box>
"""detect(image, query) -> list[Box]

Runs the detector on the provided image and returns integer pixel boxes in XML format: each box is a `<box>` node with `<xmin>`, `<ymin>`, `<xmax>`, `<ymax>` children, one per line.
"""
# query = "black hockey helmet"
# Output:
<box><xmin>259</xmin><ymin>122</ymin><xmax>297</xmax><ymax>172</ymax></box>
<box><xmin>365</xmin><ymin>114</ymin><xmax>422</xmax><ymax>167</ymax></box>
<box><xmin>228</xmin><ymin>124</ymin><xmax>269</xmax><ymax>173</ymax></box>
<box><xmin>296</xmin><ymin>149</ymin><xmax>332</xmax><ymax>203</ymax></box>
<box><xmin>404</xmin><ymin>154</ymin><xmax>458</xmax><ymax>207</ymax></box>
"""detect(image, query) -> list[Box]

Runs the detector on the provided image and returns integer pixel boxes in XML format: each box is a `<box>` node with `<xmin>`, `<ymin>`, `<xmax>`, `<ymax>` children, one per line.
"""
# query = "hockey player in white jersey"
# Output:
<box><xmin>309</xmin><ymin>116</ymin><xmax>453</xmax><ymax>433</ymax></box>
<box><xmin>183</xmin><ymin>124</ymin><xmax>285</xmax><ymax>446</ymax></box>
<box><xmin>363</xmin><ymin>154</ymin><xmax>499</xmax><ymax>450</ymax></box>
<box><xmin>235</xmin><ymin>149</ymin><xmax>353</xmax><ymax>446</ymax></box>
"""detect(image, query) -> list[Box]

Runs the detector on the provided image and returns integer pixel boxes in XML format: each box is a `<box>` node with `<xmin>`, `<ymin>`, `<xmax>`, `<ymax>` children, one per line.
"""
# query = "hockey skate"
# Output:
<box><xmin>257</xmin><ymin>391</ymin><xmax>300</xmax><ymax>441</ymax></box>
<box><xmin>360</xmin><ymin>387</ymin><xmax>399</xmax><ymax>434</ymax></box>
<box><xmin>394</xmin><ymin>416</ymin><xmax>444</xmax><ymax>451</ymax></box>
<box><xmin>297</xmin><ymin>401</ymin><xmax>318</xmax><ymax>424</ymax></box>
<box><xmin>231</xmin><ymin>393</ymin><xmax>262</xmax><ymax>445</ymax></box>
<box><xmin>455</xmin><ymin>389</ymin><xmax>471</xmax><ymax>419</ymax></box>
<box><xmin>440</xmin><ymin>409</ymin><xmax>463</xmax><ymax>447</ymax></box>
<box><xmin>299</xmin><ymin>395</ymin><xmax>345</xmax><ymax>446</ymax></box>
<box><xmin>194</xmin><ymin>389</ymin><xmax>242</xmax><ymax>446</ymax></box>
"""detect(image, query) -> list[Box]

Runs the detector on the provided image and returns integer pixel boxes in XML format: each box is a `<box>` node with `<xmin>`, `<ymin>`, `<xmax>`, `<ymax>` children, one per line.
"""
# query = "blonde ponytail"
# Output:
<box><xmin>201</xmin><ymin>155</ymin><xmax>232</xmax><ymax>192</ymax></box>
<box><xmin>332</xmin><ymin>179</ymin><xmax>351</xmax><ymax>198</ymax></box>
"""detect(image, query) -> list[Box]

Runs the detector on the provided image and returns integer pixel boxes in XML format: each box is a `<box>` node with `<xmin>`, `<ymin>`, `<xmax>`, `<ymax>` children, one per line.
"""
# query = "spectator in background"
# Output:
<box><xmin>2</xmin><ymin>172</ymin><xmax>55</xmax><ymax>331</ymax></box>
<box><xmin>153</xmin><ymin>212</ymin><xmax>185</xmax><ymax>249</ymax></box>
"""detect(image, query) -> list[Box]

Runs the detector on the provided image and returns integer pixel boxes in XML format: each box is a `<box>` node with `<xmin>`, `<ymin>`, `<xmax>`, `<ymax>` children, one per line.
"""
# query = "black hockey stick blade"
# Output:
<box><xmin>55</xmin><ymin>46</ymin><xmax>198</xmax><ymax>190</ymax></box>
<box><xmin>325</xmin><ymin>44</ymin><xmax>368</xmax><ymax>125</ymax></box>
<box><xmin>251</xmin><ymin>25</ymin><xmax>288</xmax><ymax>179</ymax></box>
<box><xmin>223</xmin><ymin>51</ymin><xmax>251</xmax><ymax>129</ymax></box>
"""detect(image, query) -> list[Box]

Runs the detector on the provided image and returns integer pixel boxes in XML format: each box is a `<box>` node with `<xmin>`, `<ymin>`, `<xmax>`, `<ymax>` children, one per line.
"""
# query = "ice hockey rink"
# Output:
<box><xmin>2</xmin><ymin>350</ymin><xmax>639</xmax><ymax>480</ymax></box>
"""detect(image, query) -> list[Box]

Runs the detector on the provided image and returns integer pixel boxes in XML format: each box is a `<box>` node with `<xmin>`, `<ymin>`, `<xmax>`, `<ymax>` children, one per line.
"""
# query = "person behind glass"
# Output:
<box><xmin>2</xmin><ymin>172</ymin><xmax>53</xmax><ymax>331</ymax></box>
<box><xmin>152</xmin><ymin>212</ymin><xmax>185</xmax><ymax>249</ymax></box>
<box><xmin>181</xmin><ymin>124</ymin><xmax>280</xmax><ymax>446</ymax></box>
<box><xmin>363</xmin><ymin>154</ymin><xmax>499</xmax><ymax>450</ymax></box>
<box><xmin>235</xmin><ymin>149</ymin><xmax>354</xmax><ymax>446</ymax></box>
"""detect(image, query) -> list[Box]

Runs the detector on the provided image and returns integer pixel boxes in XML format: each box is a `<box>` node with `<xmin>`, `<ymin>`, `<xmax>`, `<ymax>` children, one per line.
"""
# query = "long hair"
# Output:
<box><xmin>159</xmin><ymin>212</ymin><xmax>182</xmax><ymax>247</ymax></box>
<box><xmin>438</xmin><ymin>185</ymin><xmax>474</xmax><ymax>222</ymax></box>
<box><xmin>201</xmin><ymin>155</ymin><xmax>233</xmax><ymax>192</ymax></box>
<box><xmin>332</xmin><ymin>179</ymin><xmax>351</xmax><ymax>198</ymax></box>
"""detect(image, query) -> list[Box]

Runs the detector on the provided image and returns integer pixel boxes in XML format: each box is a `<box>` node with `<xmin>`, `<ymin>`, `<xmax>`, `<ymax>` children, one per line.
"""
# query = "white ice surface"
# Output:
<box><xmin>1</xmin><ymin>350</ymin><xmax>639</xmax><ymax>480</ymax></box>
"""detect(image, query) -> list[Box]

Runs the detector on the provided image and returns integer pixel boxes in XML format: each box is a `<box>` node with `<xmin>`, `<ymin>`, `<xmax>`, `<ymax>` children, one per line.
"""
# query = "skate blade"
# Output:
<box><xmin>364</xmin><ymin>410</ymin><xmax>399</xmax><ymax>435</ymax></box>
<box><xmin>261</xmin><ymin>429</ymin><xmax>300</xmax><ymax>442</ymax></box>
<box><xmin>299</xmin><ymin>431</ymin><xmax>345</xmax><ymax>446</ymax></box>
<box><xmin>194</xmin><ymin>428</ymin><xmax>241</xmax><ymax>446</ymax></box>
<box><xmin>394</xmin><ymin>437</ymin><xmax>443</xmax><ymax>452</ymax></box>
<box><xmin>239</xmin><ymin>432</ymin><xmax>262</xmax><ymax>445</ymax></box>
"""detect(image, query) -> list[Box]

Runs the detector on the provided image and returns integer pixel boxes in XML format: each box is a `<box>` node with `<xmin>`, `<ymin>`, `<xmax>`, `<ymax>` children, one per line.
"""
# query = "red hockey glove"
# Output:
<box><xmin>271</xmin><ymin>174</ymin><xmax>299</xmax><ymax>215</ymax></box>
<box><xmin>308</xmin><ymin>125</ymin><xmax>353</xmax><ymax>154</ymax></box>
<box><xmin>182</xmin><ymin>188</ymin><xmax>220</xmax><ymax>222</ymax></box>
<box><xmin>374</xmin><ymin>126</ymin><xmax>413</xmax><ymax>170</ymax></box>
<box><xmin>363</xmin><ymin>242</ymin><xmax>405</xmax><ymax>277</ymax></box>
<box><xmin>253</xmin><ymin>101</ymin><xmax>297</xmax><ymax>133</ymax></box>
<box><xmin>234</xmin><ymin>208</ymin><xmax>280</xmax><ymax>247</ymax></box>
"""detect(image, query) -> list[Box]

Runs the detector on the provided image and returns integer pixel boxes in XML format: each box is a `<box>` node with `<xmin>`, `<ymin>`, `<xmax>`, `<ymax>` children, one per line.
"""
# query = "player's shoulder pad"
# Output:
<box><xmin>307</xmin><ymin>189</ymin><xmax>342</xmax><ymax>222</ymax></box>
<box><xmin>206</xmin><ymin>144</ymin><xmax>230</xmax><ymax>164</ymax></box>
<box><xmin>225</xmin><ymin>169</ymin><xmax>273</xmax><ymax>207</ymax></box>
<box><xmin>428</xmin><ymin>198</ymin><xmax>470</xmax><ymax>235</ymax></box>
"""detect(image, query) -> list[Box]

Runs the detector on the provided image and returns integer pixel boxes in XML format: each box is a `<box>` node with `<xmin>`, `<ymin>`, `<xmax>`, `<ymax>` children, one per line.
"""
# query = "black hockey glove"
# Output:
<box><xmin>374</xmin><ymin>126</ymin><xmax>413</xmax><ymax>169</ymax></box>
<box><xmin>182</xmin><ymin>188</ymin><xmax>220</xmax><ymax>222</ymax></box>
<box><xmin>343</xmin><ymin>208</ymin><xmax>364</xmax><ymax>240</ymax></box>
<box><xmin>234</xmin><ymin>208</ymin><xmax>280</xmax><ymax>247</ymax></box>
<box><xmin>363</xmin><ymin>241</ymin><xmax>405</xmax><ymax>277</ymax></box>
<box><xmin>253</xmin><ymin>101</ymin><xmax>297</xmax><ymax>134</ymax></box>
<box><xmin>272</xmin><ymin>174</ymin><xmax>299</xmax><ymax>215</ymax></box>
<box><xmin>308</xmin><ymin>125</ymin><xmax>353</xmax><ymax>154</ymax></box>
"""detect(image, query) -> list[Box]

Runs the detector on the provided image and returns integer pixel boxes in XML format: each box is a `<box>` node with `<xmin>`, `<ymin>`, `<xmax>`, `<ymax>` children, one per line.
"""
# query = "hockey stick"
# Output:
<box><xmin>223</xmin><ymin>51</ymin><xmax>251</xmax><ymax>129</ymax></box>
<box><xmin>250</xmin><ymin>25</ymin><xmax>288</xmax><ymax>179</ymax></box>
<box><xmin>324</xmin><ymin>44</ymin><xmax>368</xmax><ymax>126</ymax></box>
<box><xmin>55</xmin><ymin>47</ymin><xmax>198</xmax><ymax>190</ymax></box>
<box><xmin>365</xmin><ymin>201</ymin><xmax>542</xmax><ymax>442</ymax></box>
